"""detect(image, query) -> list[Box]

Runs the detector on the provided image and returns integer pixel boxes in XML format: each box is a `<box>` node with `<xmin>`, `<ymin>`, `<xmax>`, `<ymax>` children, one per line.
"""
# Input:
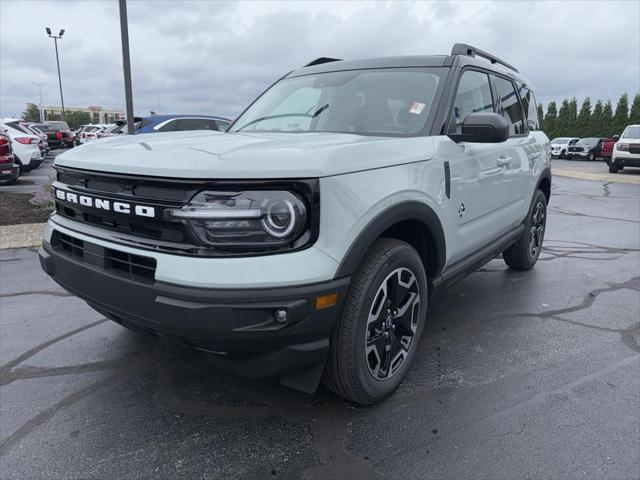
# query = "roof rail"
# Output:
<box><xmin>304</xmin><ymin>57</ymin><xmax>342</xmax><ymax>67</ymax></box>
<box><xmin>450</xmin><ymin>43</ymin><xmax>518</xmax><ymax>73</ymax></box>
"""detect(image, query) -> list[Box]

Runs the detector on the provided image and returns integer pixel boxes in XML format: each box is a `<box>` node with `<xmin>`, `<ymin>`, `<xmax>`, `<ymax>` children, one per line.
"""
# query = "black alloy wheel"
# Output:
<box><xmin>529</xmin><ymin>200</ymin><xmax>546</xmax><ymax>258</ymax></box>
<box><xmin>365</xmin><ymin>267</ymin><xmax>420</xmax><ymax>380</ymax></box>
<box><xmin>503</xmin><ymin>189</ymin><xmax>547</xmax><ymax>270</ymax></box>
<box><xmin>323</xmin><ymin>238</ymin><xmax>427</xmax><ymax>405</ymax></box>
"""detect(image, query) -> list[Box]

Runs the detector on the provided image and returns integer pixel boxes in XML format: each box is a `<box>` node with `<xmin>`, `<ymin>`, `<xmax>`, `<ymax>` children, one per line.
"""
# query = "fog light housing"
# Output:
<box><xmin>274</xmin><ymin>308</ymin><xmax>288</xmax><ymax>324</ymax></box>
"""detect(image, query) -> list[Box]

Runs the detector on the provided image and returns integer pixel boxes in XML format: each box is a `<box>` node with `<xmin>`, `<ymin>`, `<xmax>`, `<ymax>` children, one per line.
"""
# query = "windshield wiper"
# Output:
<box><xmin>235</xmin><ymin>104</ymin><xmax>330</xmax><ymax>132</ymax></box>
<box><xmin>311</xmin><ymin>103</ymin><xmax>330</xmax><ymax>118</ymax></box>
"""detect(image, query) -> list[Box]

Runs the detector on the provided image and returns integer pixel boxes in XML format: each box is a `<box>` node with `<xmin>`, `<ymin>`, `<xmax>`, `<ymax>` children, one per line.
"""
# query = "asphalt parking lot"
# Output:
<box><xmin>1</xmin><ymin>151</ymin><xmax>57</xmax><ymax>194</ymax></box>
<box><xmin>1</xmin><ymin>174</ymin><xmax>639</xmax><ymax>479</ymax></box>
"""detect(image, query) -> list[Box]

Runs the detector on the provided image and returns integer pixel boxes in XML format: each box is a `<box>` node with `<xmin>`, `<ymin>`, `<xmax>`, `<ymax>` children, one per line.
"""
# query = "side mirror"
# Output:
<box><xmin>612</xmin><ymin>135</ymin><xmax>620</xmax><ymax>141</ymax></box>
<box><xmin>449</xmin><ymin>113</ymin><xmax>509</xmax><ymax>143</ymax></box>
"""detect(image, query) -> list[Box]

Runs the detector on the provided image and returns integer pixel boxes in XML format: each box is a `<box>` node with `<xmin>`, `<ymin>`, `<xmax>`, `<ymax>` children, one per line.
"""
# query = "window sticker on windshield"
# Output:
<box><xmin>409</xmin><ymin>101</ymin><xmax>425</xmax><ymax>115</ymax></box>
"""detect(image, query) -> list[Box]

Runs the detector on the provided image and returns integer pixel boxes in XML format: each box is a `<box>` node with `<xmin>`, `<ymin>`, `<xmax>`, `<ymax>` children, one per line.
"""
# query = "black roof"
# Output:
<box><xmin>288</xmin><ymin>43</ymin><xmax>530</xmax><ymax>87</ymax></box>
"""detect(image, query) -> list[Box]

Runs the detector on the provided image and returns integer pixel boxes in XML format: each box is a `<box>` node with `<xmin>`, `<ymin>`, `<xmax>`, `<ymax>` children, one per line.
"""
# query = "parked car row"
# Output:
<box><xmin>0</xmin><ymin>119</ymin><xmax>46</xmax><ymax>184</ymax></box>
<box><xmin>550</xmin><ymin>136</ymin><xmax>611</xmax><ymax>161</ymax></box>
<box><xmin>550</xmin><ymin>126</ymin><xmax>640</xmax><ymax>173</ymax></box>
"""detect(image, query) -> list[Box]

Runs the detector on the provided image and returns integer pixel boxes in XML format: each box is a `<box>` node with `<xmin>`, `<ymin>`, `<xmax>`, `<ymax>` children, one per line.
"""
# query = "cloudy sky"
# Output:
<box><xmin>1</xmin><ymin>0</ymin><xmax>638</xmax><ymax>119</ymax></box>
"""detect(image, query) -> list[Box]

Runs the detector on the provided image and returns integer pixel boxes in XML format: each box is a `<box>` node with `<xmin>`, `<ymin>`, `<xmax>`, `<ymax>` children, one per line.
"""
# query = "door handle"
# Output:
<box><xmin>497</xmin><ymin>156</ymin><xmax>512</xmax><ymax>167</ymax></box>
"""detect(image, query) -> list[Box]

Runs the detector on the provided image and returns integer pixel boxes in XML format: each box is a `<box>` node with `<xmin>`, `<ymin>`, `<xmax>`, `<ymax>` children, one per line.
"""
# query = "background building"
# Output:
<box><xmin>43</xmin><ymin>105</ymin><xmax>125</xmax><ymax>123</ymax></box>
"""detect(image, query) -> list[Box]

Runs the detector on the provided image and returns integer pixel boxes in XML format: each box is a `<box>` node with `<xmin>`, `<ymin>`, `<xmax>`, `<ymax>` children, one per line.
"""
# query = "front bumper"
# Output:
<box><xmin>567</xmin><ymin>151</ymin><xmax>588</xmax><ymax>158</ymax></box>
<box><xmin>612</xmin><ymin>150</ymin><xmax>640</xmax><ymax>167</ymax></box>
<box><xmin>39</xmin><ymin>239</ymin><xmax>350</xmax><ymax>381</ymax></box>
<box><xmin>550</xmin><ymin>148</ymin><xmax>564</xmax><ymax>157</ymax></box>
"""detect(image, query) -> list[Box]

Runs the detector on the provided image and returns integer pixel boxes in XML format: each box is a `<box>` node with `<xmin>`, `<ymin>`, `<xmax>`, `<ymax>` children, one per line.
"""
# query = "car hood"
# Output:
<box><xmin>54</xmin><ymin>130</ymin><xmax>434</xmax><ymax>178</ymax></box>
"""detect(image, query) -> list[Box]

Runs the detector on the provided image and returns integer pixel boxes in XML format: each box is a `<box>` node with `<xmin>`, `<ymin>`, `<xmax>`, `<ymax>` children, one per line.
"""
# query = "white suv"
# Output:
<box><xmin>609</xmin><ymin>125</ymin><xmax>640</xmax><ymax>173</ymax></box>
<box><xmin>40</xmin><ymin>44</ymin><xmax>551</xmax><ymax>404</ymax></box>
<box><xmin>0</xmin><ymin>121</ymin><xmax>44</xmax><ymax>174</ymax></box>
<box><xmin>550</xmin><ymin>137</ymin><xmax>579</xmax><ymax>159</ymax></box>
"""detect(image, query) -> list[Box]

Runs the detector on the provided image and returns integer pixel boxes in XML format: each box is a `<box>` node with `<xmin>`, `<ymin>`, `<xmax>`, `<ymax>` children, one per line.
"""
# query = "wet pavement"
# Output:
<box><xmin>0</xmin><ymin>175</ymin><xmax>639</xmax><ymax>479</ymax></box>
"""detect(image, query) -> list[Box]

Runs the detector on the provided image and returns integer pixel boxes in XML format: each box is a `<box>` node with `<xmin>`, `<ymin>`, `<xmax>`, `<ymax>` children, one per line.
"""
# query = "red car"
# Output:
<box><xmin>46</xmin><ymin>121</ymin><xmax>75</xmax><ymax>148</ymax></box>
<box><xmin>601</xmin><ymin>136</ymin><xmax>619</xmax><ymax>164</ymax></box>
<box><xmin>0</xmin><ymin>130</ymin><xmax>20</xmax><ymax>184</ymax></box>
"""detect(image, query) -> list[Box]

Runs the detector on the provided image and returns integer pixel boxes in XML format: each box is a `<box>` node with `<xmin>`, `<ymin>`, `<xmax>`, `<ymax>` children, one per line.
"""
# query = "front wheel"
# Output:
<box><xmin>503</xmin><ymin>190</ymin><xmax>547</xmax><ymax>270</ymax></box>
<box><xmin>560</xmin><ymin>150</ymin><xmax>566</xmax><ymax>159</ymax></box>
<box><xmin>323</xmin><ymin>238</ymin><xmax>427</xmax><ymax>405</ymax></box>
<box><xmin>588</xmin><ymin>152</ymin><xmax>595</xmax><ymax>161</ymax></box>
<box><xmin>609</xmin><ymin>162</ymin><xmax>620</xmax><ymax>173</ymax></box>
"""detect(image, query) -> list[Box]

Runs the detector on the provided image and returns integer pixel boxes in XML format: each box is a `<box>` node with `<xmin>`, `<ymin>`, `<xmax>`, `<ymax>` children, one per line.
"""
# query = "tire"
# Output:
<box><xmin>560</xmin><ymin>150</ymin><xmax>566</xmax><ymax>159</ymax></box>
<box><xmin>566</xmin><ymin>154</ymin><xmax>573</xmax><ymax>160</ymax></box>
<box><xmin>609</xmin><ymin>163</ymin><xmax>620</xmax><ymax>173</ymax></box>
<box><xmin>323</xmin><ymin>238</ymin><xmax>428</xmax><ymax>405</ymax></box>
<box><xmin>503</xmin><ymin>190</ymin><xmax>547</xmax><ymax>270</ymax></box>
<box><xmin>588</xmin><ymin>152</ymin><xmax>595</xmax><ymax>161</ymax></box>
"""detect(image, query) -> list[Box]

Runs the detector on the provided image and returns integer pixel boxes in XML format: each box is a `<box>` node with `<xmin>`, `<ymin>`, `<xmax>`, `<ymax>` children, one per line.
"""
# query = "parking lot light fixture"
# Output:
<box><xmin>45</xmin><ymin>26</ymin><xmax>66</xmax><ymax>121</ymax></box>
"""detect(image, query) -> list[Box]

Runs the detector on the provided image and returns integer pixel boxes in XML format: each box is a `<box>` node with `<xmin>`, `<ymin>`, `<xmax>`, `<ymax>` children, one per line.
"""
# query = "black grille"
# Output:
<box><xmin>629</xmin><ymin>145</ymin><xmax>640</xmax><ymax>154</ymax></box>
<box><xmin>569</xmin><ymin>147</ymin><xmax>583</xmax><ymax>152</ymax></box>
<box><xmin>55</xmin><ymin>202</ymin><xmax>188</xmax><ymax>243</ymax></box>
<box><xmin>52</xmin><ymin>232</ymin><xmax>156</xmax><ymax>282</ymax></box>
<box><xmin>57</xmin><ymin>170</ymin><xmax>192</xmax><ymax>203</ymax></box>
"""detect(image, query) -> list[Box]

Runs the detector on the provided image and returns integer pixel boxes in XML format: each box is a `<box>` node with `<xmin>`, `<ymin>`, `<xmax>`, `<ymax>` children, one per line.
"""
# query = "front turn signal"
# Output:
<box><xmin>315</xmin><ymin>293</ymin><xmax>339</xmax><ymax>310</ymax></box>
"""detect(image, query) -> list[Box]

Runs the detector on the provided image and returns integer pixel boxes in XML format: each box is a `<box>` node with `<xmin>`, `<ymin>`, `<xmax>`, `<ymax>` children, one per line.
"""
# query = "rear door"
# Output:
<box><xmin>490</xmin><ymin>75</ymin><xmax>532</xmax><ymax>225</ymax></box>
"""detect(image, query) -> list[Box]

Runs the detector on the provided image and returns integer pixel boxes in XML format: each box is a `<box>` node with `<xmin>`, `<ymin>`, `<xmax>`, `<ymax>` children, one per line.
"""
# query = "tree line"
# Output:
<box><xmin>537</xmin><ymin>92</ymin><xmax>640</xmax><ymax>140</ymax></box>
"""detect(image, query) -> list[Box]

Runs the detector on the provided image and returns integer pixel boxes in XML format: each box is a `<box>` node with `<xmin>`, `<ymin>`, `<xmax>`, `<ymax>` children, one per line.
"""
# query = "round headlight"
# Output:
<box><xmin>262</xmin><ymin>199</ymin><xmax>296</xmax><ymax>238</ymax></box>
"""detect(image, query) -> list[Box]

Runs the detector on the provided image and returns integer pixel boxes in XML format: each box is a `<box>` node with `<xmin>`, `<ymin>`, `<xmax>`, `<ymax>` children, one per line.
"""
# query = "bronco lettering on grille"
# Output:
<box><xmin>53</xmin><ymin>188</ymin><xmax>156</xmax><ymax>218</ymax></box>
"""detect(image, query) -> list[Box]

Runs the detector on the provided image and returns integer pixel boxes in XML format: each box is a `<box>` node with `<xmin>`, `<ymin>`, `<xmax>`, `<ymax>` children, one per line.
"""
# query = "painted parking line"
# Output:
<box><xmin>553</xmin><ymin>168</ymin><xmax>640</xmax><ymax>185</ymax></box>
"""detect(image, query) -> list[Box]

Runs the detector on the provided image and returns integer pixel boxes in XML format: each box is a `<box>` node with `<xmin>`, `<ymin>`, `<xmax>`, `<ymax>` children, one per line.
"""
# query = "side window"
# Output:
<box><xmin>215</xmin><ymin>120</ymin><xmax>230</xmax><ymax>131</ymax></box>
<box><xmin>452</xmin><ymin>71</ymin><xmax>493</xmax><ymax>134</ymax></box>
<box><xmin>177</xmin><ymin>118</ymin><xmax>216</xmax><ymax>131</ymax></box>
<box><xmin>493</xmin><ymin>76</ymin><xmax>525</xmax><ymax>135</ymax></box>
<box><xmin>207</xmin><ymin>120</ymin><xmax>220</xmax><ymax>131</ymax></box>
<box><xmin>520</xmin><ymin>88</ymin><xmax>540</xmax><ymax>131</ymax></box>
<box><xmin>157</xmin><ymin>120</ymin><xmax>178</xmax><ymax>132</ymax></box>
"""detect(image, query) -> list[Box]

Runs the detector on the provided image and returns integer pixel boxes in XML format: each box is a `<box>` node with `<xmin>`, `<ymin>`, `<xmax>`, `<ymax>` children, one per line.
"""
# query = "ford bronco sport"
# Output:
<box><xmin>39</xmin><ymin>44</ymin><xmax>551</xmax><ymax>405</ymax></box>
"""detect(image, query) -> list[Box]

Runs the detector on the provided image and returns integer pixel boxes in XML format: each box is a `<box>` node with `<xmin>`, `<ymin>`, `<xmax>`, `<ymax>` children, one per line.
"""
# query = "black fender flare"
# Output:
<box><xmin>334</xmin><ymin>201</ymin><xmax>446</xmax><ymax>279</ymax></box>
<box><xmin>536</xmin><ymin>166</ymin><xmax>552</xmax><ymax>202</ymax></box>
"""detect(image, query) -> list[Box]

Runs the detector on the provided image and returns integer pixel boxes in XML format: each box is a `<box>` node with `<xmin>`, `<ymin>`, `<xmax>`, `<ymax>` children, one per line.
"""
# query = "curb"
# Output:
<box><xmin>0</xmin><ymin>223</ymin><xmax>45</xmax><ymax>250</ymax></box>
<box><xmin>552</xmin><ymin>168</ymin><xmax>640</xmax><ymax>185</ymax></box>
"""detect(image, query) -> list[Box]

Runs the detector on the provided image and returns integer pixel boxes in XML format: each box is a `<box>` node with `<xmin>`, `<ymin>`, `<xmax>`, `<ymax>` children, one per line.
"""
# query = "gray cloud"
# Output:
<box><xmin>1</xmin><ymin>0</ymin><xmax>638</xmax><ymax>120</ymax></box>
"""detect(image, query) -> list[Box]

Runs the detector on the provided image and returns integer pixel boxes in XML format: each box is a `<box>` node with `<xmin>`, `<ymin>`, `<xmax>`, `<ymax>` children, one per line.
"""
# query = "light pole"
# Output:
<box><xmin>45</xmin><ymin>27</ymin><xmax>66</xmax><ymax>121</ymax></box>
<box><xmin>118</xmin><ymin>0</ymin><xmax>135</xmax><ymax>134</ymax></box>
<box><xmin>32</xmin><ymin>82</ymin><xmax>47</xmax><ymax>122</ymax></box>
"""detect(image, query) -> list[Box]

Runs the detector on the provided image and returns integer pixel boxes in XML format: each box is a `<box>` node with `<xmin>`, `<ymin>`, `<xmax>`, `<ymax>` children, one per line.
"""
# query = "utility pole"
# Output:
<box><xmin>118</xmin><ymin>0</ymin><xmax>135</xmax><ymax>134</ymax></box>
<box><xmin>45</xmin><ymin>28</ymin><xmax>65</xmax><ymax>120</ymax></box>
<box><xmin>32</xmin><ymin>82</ymin><xmax>47</xmax><ymax>122</ymax></box>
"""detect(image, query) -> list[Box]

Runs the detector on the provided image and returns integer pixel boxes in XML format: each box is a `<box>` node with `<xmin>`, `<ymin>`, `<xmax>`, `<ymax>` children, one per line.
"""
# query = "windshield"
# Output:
<box><xmin>230</xmin><ymin>68</ymin><xmax>442</xmax><ymax>136</ymax></box>
<box><xmin>48</xmin><ymin>121</ymin><xmax>70</xmax><ymax>130</ymax></box>
<box><xmin>576</xmin><ymin>138</ymin><xmax>598</xmax><ymax>146</ymax></box>
<box><xmin>622</xmin><ymin>126</ymin><xmax>640</xmax><ymax>139</ymax></box>
<box><xmin>551</xmin><ymin>138</ymin><xmax>571</xmax><ymax>144</ymax></box>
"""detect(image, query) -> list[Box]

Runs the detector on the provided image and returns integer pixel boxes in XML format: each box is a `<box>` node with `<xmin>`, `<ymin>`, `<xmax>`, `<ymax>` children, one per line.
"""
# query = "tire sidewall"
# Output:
<box><xmin>349</xmin><ymin>245</ymin><xmax>427</xmax><ymax>401</ymax></box>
